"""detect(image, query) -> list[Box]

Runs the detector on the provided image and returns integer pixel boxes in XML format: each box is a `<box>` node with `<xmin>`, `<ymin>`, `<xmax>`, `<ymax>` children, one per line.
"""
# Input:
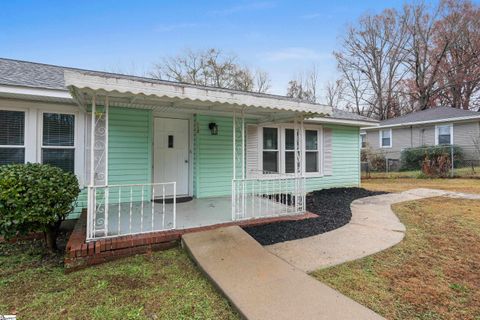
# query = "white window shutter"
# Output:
<box><xmin>246</xmin><ymin>124</ymin><xmax>259</xmax><ymax>177</ymax></box>
<box><xmin>323</xmin><ymin>128</ymin><xmax>333</xmax><ymax>176</ymax></box>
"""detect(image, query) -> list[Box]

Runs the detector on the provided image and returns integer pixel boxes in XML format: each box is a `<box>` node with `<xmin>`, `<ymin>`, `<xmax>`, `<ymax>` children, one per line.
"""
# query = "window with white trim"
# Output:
<box><xmin>436</xmin><ymin>124</ymin><xmax>452</xmax><ymax>145</ymax></box>
<box><xmin>0</xmin><ymin>110</ymin><xmax>25</xmax><ymax>165</ymax></box>
<box><xmin>360</xmin><ymin>133</ymin><xmax>367</xmax><ymax>148</ymax></box>
<box><xmin>380</xmin><ymin>129</ymin><xmax>392</xmax><ymax>148</ymax></box>
<box><xmin>305</xmin><ymin>129</ymin><xmax>320</xmax><ymax>173</ymax></box>
<box><xmin>284</xmin><ymin>128</ymin><xmax>295</xmax><ymax>173</ymax></box>
<box><xmin>41</xmin><ymin>113</ymin><xmax>75</xmax><ymax>173</ymax></box>
<box><xmin>262</xmin><ymin>127</ymin><xmax>279</xmax><ymax>173</ymax></box>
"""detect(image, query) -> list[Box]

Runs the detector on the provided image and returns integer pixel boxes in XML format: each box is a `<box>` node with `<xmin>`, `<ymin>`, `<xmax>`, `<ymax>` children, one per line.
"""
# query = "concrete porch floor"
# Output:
<box><xmin>93</xmin><ymin>196</ymin><xmax>294</xmax><ymax>238</ymax></box>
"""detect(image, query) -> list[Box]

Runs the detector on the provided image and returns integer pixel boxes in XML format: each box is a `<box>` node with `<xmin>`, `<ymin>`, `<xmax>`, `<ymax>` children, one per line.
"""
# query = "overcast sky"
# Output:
<box><xmin>1</xmin><ymin>0</ymin><xmax>441</xmax><ymax>97</ymax></box>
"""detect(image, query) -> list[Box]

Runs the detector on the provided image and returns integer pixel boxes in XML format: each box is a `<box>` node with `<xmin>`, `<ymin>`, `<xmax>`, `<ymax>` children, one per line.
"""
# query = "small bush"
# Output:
<box><xmin>421</xmin><ymin>153</ymin><xmax>452</xmax><ymax>178</ymax></box>
<box><xmin>400</xmin><ymin>145</ymin><xmax>463</xmax><ymax>171</ymax></box>
<box><xmin>0</xmin><ymin>163</ymin><xmax>80</xmax><ymax>251</ymax></box>
<box><xmin>362</xmin><ymin>147</ymin><xmax>387</xmax><ymax>172</ymax></box>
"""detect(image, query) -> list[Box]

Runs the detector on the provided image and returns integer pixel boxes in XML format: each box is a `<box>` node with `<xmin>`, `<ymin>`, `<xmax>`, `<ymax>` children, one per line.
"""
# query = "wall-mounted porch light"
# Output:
<box><xmin>208</xmin><ymin>122</ymin><xmax>218</xmax><ymax>135</ymax></box>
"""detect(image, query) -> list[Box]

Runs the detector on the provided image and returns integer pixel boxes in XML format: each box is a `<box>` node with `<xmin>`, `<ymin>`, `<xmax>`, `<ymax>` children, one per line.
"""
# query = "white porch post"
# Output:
<box><xmin>90</xmin><ymin>95</ymin><xmax>96</xmax><ymax>186</ymax></box>
<box><xmin>232</xmin><ymin>110</ymin><xmax>236</xmax><ymax>221</ymax></box>
<box><xmin>294</xmin><ymin>114</ymin><xmax>305</xmax><ymax>212</ymax></box>
<box><xmin>87</xmin><ymin>94</ymin><xmax>111</xmax><ymax>240</ymax></box>
<box><xmin>104</xmin><ymin>96</ymin><xmax>109</xmax><ymax>237</ymax></box>
<box><xmin>87</xmin><ymin>95</ymin><xmax>96</xmax><ymax>240</ymax></box>
<box><xmin>231</xmin><ymin>108</ymin><xmax>246</xmax><ymax>221</ymax></box>
<box><xmin>241</xmin><ymin>108</ymin><xmax>245</xmax><ymax>179</ymax></box>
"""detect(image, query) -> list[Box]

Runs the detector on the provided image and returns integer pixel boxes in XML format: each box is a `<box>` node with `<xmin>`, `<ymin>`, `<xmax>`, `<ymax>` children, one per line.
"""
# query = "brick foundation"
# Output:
<box><xmin>64</xmin><ymin>209</ymin><xmax>316</xmax><ymax>272</ymax></box>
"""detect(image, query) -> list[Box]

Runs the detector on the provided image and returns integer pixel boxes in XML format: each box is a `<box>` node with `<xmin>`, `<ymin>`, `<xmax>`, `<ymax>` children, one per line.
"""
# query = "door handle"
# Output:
<box><xmin>185</xmin><ymin>160</ymin><xmax>188</xmax><ymax>163</ymax></box>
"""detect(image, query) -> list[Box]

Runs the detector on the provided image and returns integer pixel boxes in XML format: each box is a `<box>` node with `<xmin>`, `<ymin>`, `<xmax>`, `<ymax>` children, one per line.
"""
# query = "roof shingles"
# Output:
<box><xmin>379</xmin><ymin>107</ymin><xmax>480</xmax><ymax>126</ymax></box>
<box><xmin>0</xmin><ymin>57</ymin><xmax>375</xmax><ymax>123</ymax></box>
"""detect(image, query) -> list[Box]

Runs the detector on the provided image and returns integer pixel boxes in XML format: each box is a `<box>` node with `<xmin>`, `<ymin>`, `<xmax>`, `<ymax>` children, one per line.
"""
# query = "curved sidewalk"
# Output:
<box><xmin>266</xmin><ymin>188</ymin><xmax>480</xmax><ymax>272</ymax></box>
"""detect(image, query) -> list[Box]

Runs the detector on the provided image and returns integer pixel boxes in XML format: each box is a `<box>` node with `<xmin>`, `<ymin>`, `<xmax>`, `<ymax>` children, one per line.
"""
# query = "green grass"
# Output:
<box><xmin>0</xmin><ymin>240</ymin><xmax>238</xmax><ymax>320</ymax></box>
<box><xmin>362</xmin><ymin>177</ymin><xmax>480</xmax><ymax>194</ymax></box>
<box><xmin>364</xmin><ymin>166</ymin><xmax>480</xmax><ymax>179</ymax></box>
<box><xmin>312</xmin><ymin>197</ymin><xmax>480</xmax><ymax>320</ymax></box>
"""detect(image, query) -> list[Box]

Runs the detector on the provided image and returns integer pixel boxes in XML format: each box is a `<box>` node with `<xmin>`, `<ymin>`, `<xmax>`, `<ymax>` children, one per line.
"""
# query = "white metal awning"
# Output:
<box><xmin>64</xmin><ymin>70</ymin><xmax>331</xmax><ymax>119</ymax></box>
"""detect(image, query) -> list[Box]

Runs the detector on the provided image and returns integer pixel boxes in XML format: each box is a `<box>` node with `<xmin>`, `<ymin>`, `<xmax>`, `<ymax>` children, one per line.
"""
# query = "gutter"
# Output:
<box><xmin>0</xmin><ymin>84</ymin><xmax>73</xmax><ymax>100</ymax></box>
<box><xmin>310</xmin><ymin>117</ymin><xmax>379</xmax><ymax>127</ymax></box>
<box><xmin>361</xmin><ymin>115</ymin><xmax>480</xmax><ymax>130</ymax></box>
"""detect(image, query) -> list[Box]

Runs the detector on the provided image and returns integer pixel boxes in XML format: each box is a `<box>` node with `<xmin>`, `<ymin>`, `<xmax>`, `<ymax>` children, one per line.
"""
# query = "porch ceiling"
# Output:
<box><xmin>64</xmin><ymin>70</ymin><xmax>330</xmax><ymax>119</ymax></box>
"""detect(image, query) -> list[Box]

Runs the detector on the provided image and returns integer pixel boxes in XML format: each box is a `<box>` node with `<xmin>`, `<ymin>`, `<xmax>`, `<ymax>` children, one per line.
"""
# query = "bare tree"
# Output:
<box><xmin>401</xmin><ymin>2</ymin><xmax>454</xmax><ymax>110</ymax></box>
<box><xmin>435</xmin><ymin>0</ymin><xmax>480</xmax><ymax>110</ymax></box>
<box><xmin>336</xmin><ymin>57</ymin><xmax>372</xmax><ymax>116</ymax></box>
<box><xmin>286</xmin><ymin>65</ymin><xmax>319</xmax><ymax>103</ymax></box>
<box><xmin>324</xmin><ymin>79</ymin><xmax>344</xmax><ymax>109</ymax></box>
<box><xmin>334</xmin><ymin>8</ymin><xmax>410</xmax><ymax>120</ymax></box>
<box><xmin>151</xmin><ymin>48</ymin><xmax>271</xmax><ymax>93</ymax></box>
<box><xmin>286</xmin><ymin>80</ymin><xmax>315</xmax><ymax>103</ymax></box>
<box><xmin>254</xmin><ymin>69</ymin><xmax>271</xmax><ymax>93</ymax></box>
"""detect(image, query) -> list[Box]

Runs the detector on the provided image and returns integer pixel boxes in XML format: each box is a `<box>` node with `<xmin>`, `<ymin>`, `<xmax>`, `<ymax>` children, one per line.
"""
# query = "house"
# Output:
<box><xmin>0</xmin><ymin>58</ymin><xmax>376</xmax><ymax>241</ymax></box>
<box><xmin>361</xmin><ymin>107</ymin><xmax>480</xmax><ymax>161</ymax></box>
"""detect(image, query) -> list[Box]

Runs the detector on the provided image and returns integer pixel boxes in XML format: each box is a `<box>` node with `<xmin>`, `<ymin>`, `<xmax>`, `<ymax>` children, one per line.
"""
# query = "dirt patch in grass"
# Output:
<box><xmin>0</xmin><ymin>240</ymin><xmax>238</xmax><ymax>320</ymax></box>
<box><xmin>244</xmin><ymin>188</ymin><xmax>387</xmax><ymax>245</ymax></box>
<box><xmin>312</xmin><ymin>197</ymin><xmax>480</xmax><ymax>320</ymax></box>
<box><xmin>362</xmin><ymin>177</ymin><xmax>480</xmax><ymax>194</ymax></box>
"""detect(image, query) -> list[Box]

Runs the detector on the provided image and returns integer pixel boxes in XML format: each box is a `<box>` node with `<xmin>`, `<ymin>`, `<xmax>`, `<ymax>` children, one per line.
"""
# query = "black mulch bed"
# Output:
<box><xmin>243</xmin><ymin>187</ymin><xmax>388</xmax><ymax>245</ymax></box>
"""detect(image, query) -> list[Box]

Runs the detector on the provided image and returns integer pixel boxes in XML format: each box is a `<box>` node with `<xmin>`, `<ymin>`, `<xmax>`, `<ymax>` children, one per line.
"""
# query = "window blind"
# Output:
<box><xmin>42</xmin><ymin>113</ymin><xmax>75</xmax><ymax>173</ymax></box>
<box><xmin>43</xmin><ymin>113</ymin><xmax>74</xmax><ymax>146</ymax></box>
<box><xmin>0</xmin><ymin>110</ymin><xmax>25</xmax><ymax>165</ymax></box>
<box><xmin>0</xmin><ymin>110</ymin><xmax>24</xmax><ymax>146</ymax></box>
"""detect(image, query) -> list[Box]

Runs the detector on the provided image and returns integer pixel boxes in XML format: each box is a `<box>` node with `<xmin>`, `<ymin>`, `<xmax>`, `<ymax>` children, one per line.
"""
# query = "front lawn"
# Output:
<box><xmin>362</xmin><ymin>177</ymin><xmax>480</xmax><ymax>194</ymax></box>
<box><xmin>0</xmin><ymin>240</ymin><xmax>238</xmax><ymax>320</ymax></box>
<box><xmin>312</xmin><ymin>197</ymin><xmax>480</xmax><ymax>320</ymax></box>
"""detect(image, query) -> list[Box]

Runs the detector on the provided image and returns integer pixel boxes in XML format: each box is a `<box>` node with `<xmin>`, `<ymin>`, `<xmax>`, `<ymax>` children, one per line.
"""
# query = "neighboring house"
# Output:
<box><xmin>0</xmin><ymin>58</ymin><xmax>376</xmax><ymax>241</ymax></box>
<box><xmin>361</xmin><ymin>107</ymin><xmax>480</xmax><ymax>160</ymax></box>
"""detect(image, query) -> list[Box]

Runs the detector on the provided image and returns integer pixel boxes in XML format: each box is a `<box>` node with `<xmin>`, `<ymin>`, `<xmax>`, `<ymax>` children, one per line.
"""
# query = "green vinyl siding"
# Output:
<box><xmin>194</xmin><ymin>115</ymin><xmax>234</xmax><ymax>197</ymax></box>
<box><xmin>108</xmin><ymin>107</ymin><xmax>153</xmax><ymax>202</ymax></box>
<box><xmin>70</xmin><ymin>107</ymin><xmax>153</xmax><ymax>218</ymax></box>
<box><xmin>108</xmin><ymin>107</ymin><xmax>152</xmax><ymax>185</ymax></box>
<box><xmin>305</xmin><ymin>125</ymin><xmax>360</xmax><ymax>191</ymax></box>
<box><xmin>70</xmin><ymin>189</ymin><xmax>87</xmax><ymax>219</ymax></box>
<box><xmin>71</xmin><ymin>110</ymin><xmax>359</xmax><ymax>218</ymax></box>
<box><xmin>194</xmin><ymin>115</ymin><xmax>360</xmax><ymax>198</ymax></box>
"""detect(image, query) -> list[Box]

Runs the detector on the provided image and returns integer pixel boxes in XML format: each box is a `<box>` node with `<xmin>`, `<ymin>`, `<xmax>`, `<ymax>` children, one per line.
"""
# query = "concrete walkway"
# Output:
<box><xmin>266</xmin><ymin>188</ymin><xmax>480</xmax><ymax>272</ymax></box>
<box><xmin>182</xmin><ymin>225</ymin><xmax>383</xmax><ymax>320</ymax></box>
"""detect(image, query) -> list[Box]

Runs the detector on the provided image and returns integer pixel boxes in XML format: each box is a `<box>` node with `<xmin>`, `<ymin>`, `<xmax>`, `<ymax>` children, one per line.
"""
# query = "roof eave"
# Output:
<box><xmin>309</xmin><ymin>117</ymin><xmax>379</xmax><ymax>127</ymax></box>
<box><xmin>362</xmin><ymin>115</ymin><xmax>480</xmax><ymax>130</ymax></box>
<box><xmin>0</xmin><ymin>84</ymin><xmax>74</xmax><ymax>103</ymax></box>
<box><xmin>64</xmin><ymin>70</ymin><xmax>331</xmax><ymax>115</ymax></box>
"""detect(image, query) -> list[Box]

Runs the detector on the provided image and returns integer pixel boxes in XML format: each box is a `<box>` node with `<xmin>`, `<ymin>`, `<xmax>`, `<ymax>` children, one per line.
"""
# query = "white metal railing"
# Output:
<box><xmin>232</xmin><ymin>176</ymin><xmax>306</xmax><ymax>220</ymax></box>
<box><xmin>86</xmin><ymin>182</ymin><xmax>176</xmax><ymax>241</ymax></box>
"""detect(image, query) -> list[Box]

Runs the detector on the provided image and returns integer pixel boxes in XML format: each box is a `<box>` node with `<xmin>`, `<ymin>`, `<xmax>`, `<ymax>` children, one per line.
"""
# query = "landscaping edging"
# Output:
<box><xmin>243</xmin><ymin>187</ymin><xmax>387</xmax><ymax>245</ymax></box>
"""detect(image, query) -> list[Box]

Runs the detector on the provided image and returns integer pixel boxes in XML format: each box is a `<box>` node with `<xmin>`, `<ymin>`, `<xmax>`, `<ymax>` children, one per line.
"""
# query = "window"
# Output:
<box><xmin>262</xmin><ymin>127</ymin><xmax>278</xmax><ymax>173</ymax></box>
<box><xmin>42</xmin><ymin>113</ymin><xmax>75</xmax><ymax>173</ymax></box>
<box><xmin>0</xmin><ymin>110</ymin><xmax>25</xmax><ymax>165</ymax></box>
<box><xmin>380</xmin><ymin>129</ymin><xmax>392</xmax><ymax>148</ymax></box>
<box><xmin>436</xmin><ymin>124</ymin><xmax>452</xmax><ymax>145</ymax></box>
<box><xmin>360</xmin><ymin>133</ymin><xmax>367</xmax><ymax>148</ymax></box>
<box><xmin>255</xmin><ymin>125</ymin><xmax>324</xmax><ymax>176</ymax></box>
<box><xmin>305</xmin><ymin>130</ymin><xmax>320</xmax><ymax>173</ymax></box>
<box><xmin>284</xmin><ymin>129</ymin><xmax>295</xmax><ymax>173</ymax></box>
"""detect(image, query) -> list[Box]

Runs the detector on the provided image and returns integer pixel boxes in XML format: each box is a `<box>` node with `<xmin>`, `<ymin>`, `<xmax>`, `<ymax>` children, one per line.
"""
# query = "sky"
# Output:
<box><xmin>1</xmin><ymin>0</ymin><xmax>423</xmax><ymax>97</ymax></box>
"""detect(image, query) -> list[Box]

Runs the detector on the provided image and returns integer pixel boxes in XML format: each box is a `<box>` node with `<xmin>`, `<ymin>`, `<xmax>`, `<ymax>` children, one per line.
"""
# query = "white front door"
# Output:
<box><xmin>153</xmin><ymin>118</ymin><xmax>189</xmax><ymax>197</ymax></box>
